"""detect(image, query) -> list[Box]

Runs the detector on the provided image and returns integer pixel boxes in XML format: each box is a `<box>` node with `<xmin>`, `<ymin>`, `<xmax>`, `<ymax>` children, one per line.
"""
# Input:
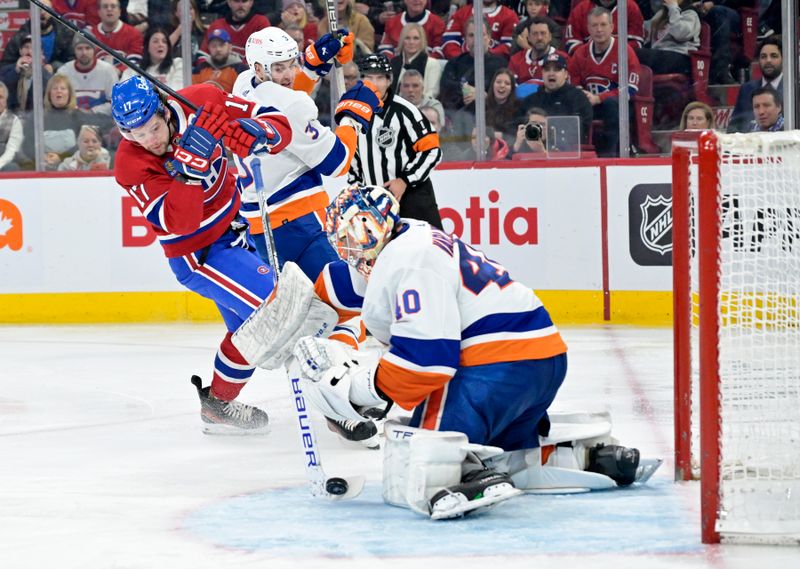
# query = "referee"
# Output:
<box><xmin>350</xmin><ymin>54</ymin><xmax>443</xmax><ymax>229</ymax></box>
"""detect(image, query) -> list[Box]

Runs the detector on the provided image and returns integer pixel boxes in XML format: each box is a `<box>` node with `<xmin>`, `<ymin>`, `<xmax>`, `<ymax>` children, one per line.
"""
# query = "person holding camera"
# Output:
<box><xmin>512</xmin><ymin>108</ymin><xmax>547</xmax><ymax>156</ymax></box>
<box><xmin>520</xmin><ymin>52</ymin><xmax>592</xmax><ymax>144</ymax></box>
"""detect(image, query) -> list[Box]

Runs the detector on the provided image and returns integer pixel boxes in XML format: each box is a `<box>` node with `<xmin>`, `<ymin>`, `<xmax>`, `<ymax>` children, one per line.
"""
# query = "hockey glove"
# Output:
<box><xmin>334</xmin><ymin>80</ymin><xmax>383</xmax><ymax>132</ymax></box>
<box><xmin>225</xmin><ymin>116</ymin><xmax>283</xmax><ymax>158</ymax></box>
<box><xmin>165</xmin><ymin>104</ymin><xmax>228</xmax><ymax>180</ymax></box>
<box><xmin>303</xmin><ymin>29</ymin><xmax>349</xmax><ymax>77</ymax></box>
<box><xmin>335</xmin><ymin>30</ymin><xmax>355</xmax><ymax>64</ymax></box>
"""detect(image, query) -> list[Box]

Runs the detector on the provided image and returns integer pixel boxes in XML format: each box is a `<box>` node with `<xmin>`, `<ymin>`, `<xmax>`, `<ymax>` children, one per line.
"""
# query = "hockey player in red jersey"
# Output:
<box><xmin>567</xmin><ymin>6</ymin><xmax>641</xmax><ymax>156</ymax></box>
<box><xmin>112</xmin><ymin>76</ymin><xmax>337</xmax><ymax>434</ymax></box>
<box><xmin>441</xmin><ymin>0</ymin><xmax>519</xmax><ymax>60</ymax></box>
<box><xmin>564</xmin><ymin>0</ymin><xmax>645</xmax><ymax>54</ymax></box>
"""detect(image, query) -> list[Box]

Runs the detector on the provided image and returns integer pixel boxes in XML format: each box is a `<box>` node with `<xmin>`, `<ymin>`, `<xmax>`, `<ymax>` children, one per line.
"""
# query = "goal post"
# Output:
<box><xmin>671</xmin><ymin>130</ymin><xmax>800</xmax><ymax>545</ymax></box>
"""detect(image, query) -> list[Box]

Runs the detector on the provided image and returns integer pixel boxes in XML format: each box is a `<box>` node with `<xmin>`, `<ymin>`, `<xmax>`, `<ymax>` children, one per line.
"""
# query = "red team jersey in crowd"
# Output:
<box><xmin>442</xmin><ymin>4</ymin><xmax>519</xmax><ymax>59</ymax></box>
<box><xmin>114</xmin><ymin>84</ymin><xmax>291</xmax><ymax>258</ymax></box>
<box><xmin>52</xmin><ymin>0</ymin><xmax>99</xmax><ymax>29</ymax></box>
<box><xmin>567</xmin><ymin>37</ymin><xmax>641</xmax><ymax>101</ymax></box>
<box><xmin>509</xmin><ymin>45</ymin><xmax>569</xmax><ymax>85</ymax></box>
<box><xmin>378</xmin><ymin>10</ymin><xmax>446</xmax><ymax>57</ymax></box>
<box><xmin>564</xmin><ymin>0</ymin><xmax>644</xmax><ymax>54</ymax></box>
<box><xmin>201</xmin><ymin>14</ymin><xmax>272</xmax><ymax>61</ymax></box>
<box><xmin>88</xmin><ymin>20</ymin><xmax>144</xmax><ymax>72</ymax></box>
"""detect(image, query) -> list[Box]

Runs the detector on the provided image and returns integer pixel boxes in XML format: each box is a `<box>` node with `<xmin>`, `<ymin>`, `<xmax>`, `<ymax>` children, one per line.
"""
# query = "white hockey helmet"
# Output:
<box><xmin>245</xmin><ymin>27</ymin><xmax>299</xmax><ymax>80</ymax></box>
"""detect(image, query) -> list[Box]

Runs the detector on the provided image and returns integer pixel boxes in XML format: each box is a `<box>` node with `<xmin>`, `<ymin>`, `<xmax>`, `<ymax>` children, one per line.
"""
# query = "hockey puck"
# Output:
<box><xmin>325</xmin><ymin>477</ymin><xmax>349</xmax><ymax>495</ymax></box>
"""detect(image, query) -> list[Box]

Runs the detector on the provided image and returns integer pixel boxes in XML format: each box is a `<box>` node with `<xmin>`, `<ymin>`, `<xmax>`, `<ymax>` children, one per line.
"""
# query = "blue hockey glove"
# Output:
<box><xmin>303</xmin><ymin>29</ymin><xmax>349</xmax><ymax>77</ymax></box>
<box><xmin>334</xmin><ymin>80</ymin><xmax>383</xmax><ymax>132</ymax></box>
<box><xmin>165</xmin><ymin>104</ymin><xmax>227</xmax><ymax>180</ymax></box>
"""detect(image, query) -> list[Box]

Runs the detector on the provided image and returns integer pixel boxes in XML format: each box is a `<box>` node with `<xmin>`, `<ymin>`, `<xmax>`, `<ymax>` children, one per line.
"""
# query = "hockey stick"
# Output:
<box><xmin>251</xmin><ymin>158</ymin><xmax>365</xmax><ymax>501</ymax></box>
<box><xmin>324</xmin><ymin>0</ymin><xmax>346</xmax><ymax>117</ymax></box>
<box><xmin>28</xmin><ymin>0</ymin><xmax>196</xmax><ymax>111</ymax></box>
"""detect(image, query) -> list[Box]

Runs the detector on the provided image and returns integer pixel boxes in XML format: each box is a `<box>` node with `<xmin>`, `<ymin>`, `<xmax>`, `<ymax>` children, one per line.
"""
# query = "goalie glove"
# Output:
<box><xmin>293</xmin><ymin>336</ymin><xmax>389</xmax><ymax>423</ymax></box>
<box><xmin>334</xmin><ymin>80</ymin><xmax>383</xmax><ymax>132</ymax></box>
<box><xmin>165</xmin><ymin>104</ymin><xmax>228</xmax><ymax>180</ymax></box>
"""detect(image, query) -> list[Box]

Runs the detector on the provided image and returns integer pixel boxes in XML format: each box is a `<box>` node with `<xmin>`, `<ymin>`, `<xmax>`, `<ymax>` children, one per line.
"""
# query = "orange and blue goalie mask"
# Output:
<box><xmin>326</xmin><ymin>184</ymin><xmax>400</xmax><ymax>278</ymax></box>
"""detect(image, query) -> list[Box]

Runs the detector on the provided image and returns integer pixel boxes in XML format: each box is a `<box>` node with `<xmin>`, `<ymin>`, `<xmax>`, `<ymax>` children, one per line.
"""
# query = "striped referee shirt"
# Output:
<box><xmin>348</xmin><ymin>90</ymin><xmax>442</xmax><ymax>187</ymax></box>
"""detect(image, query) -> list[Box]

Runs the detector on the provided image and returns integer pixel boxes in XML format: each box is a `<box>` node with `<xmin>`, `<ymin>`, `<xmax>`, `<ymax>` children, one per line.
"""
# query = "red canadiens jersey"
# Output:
<box><xmin>52</xmin><ymin>0</ymin><xmax>99</xmax><ymax>29</ymax></box>
<box><xmin>89</xmin><ymin>20</ymin><xmax>144</xmax><ymax>72</ymax></box>
<box><xmin>564</xmin><ymin>0</ymin><xmax>644</xmax><ymax>54</ymax></box>
<box><xmin>114</xmin><ymin>84</ymin><xmax>291</xmax><ymax>258</ymax></box>
<box><xmin>509</xmin><ymin>46</ymin><xmax>569</xmax><ymax>85</ymax></box>
<box><xmin>378</xmin><ymin>10</ymin><xmax>446</xmax><ymax>57</ymax></box>
<box><xmin>442</xmin><ymin>5</ymin><xmax>519</xmax><ymax>59</ymax></box>
<box><xmin>567</xmin><ymin>37</ymin><xmax>641</xmax><ymax>101</ymax></box>
<box><xmin>201</xmin><ymin>15</ymin><xmax>272</xmax><ymax>61</ymax></box>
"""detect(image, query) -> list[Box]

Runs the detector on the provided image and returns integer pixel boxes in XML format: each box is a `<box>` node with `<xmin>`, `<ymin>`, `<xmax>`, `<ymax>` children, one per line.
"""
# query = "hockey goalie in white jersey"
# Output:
<box><xmin>293</xmin><ymin>185</ymin><xmax>661</xmax><ymax>520</ymax></box>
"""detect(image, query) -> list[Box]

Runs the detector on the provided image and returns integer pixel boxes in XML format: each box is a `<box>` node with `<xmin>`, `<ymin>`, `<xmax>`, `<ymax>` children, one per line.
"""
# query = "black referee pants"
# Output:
<box><xmin>400</xmin><ymin>179</ymin><xmax>443</xmax><ymax>230</ymax></box>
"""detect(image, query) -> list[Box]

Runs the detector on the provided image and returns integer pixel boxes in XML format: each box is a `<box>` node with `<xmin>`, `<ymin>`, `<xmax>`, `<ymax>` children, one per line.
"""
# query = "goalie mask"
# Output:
<box><xmin>326</xmin><ymin>185</ymin><xmax>400</xmax><ymax>278</ymax></box>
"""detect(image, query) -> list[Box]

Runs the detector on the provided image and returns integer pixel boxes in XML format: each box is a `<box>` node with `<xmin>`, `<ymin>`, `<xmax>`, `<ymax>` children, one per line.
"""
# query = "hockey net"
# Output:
<box><xmin>672</xmin><ymin>130</ymin><xmax>800</xmax><ymax>544</ymax></box>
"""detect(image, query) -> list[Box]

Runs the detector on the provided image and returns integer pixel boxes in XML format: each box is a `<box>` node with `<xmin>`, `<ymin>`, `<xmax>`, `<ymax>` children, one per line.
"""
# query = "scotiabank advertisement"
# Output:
<box><xmin>0</xmin><ymin>163</ymin><xmax>669</xmax><ymax>296</ymax></box>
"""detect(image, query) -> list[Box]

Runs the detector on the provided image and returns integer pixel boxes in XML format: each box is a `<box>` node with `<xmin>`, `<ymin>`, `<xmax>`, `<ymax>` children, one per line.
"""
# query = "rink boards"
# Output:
<box><xmin>0</xmin><ymin>159</ymin><xmax>675</xmax><ymax>324</ymax></box>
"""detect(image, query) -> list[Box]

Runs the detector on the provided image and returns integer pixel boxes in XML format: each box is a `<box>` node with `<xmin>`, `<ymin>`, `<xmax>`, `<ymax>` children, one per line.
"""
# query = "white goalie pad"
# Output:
<box><xmin>487</xmin><ymin>448</ymin><xmax>617</xmax><ymax>493</ymax></box>
<box><xmin>382</xmin><ymin>421</ymin><xmax>505</xmax><ymax>517</ymax></box>
<box><xmin>232</xmin><ymin>262</ymin><xmax>338</xmax><ymax>369</ymax></box>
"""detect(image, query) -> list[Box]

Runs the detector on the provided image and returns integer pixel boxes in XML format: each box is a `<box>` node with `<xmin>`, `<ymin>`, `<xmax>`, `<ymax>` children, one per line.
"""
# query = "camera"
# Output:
<box><xmin>524</xmin><ymin>121</ymin><xmax>544</xmax><ymax>142</ymax></box>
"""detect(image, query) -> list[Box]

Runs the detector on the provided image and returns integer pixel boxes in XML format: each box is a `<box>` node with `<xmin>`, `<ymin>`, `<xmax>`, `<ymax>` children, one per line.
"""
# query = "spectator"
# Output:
<box><xmin>284</xmin><ymin>24</ymin><xmax>306</xmax><ymax>53</ymax></box>
<box><xmin>442</xmin><ymin>0</ymin><xmax>519</xmax><ymax>60</ymax></box>
<box><xmin>57</xmin><ymin>35</ymin><xmax>118</xmax><ymax>115</ymax></box>
<box><xmin>727</xmin><ymin>36</ymin><xmax>782</xmax><ymax>133</ymax></box>
<box><xmin>512</xmin><ymin>107</ymin><xmax>547</xmax><ymax>155</ymax></box>
<box><xmin>170</xmin><ymin>0</ymin><xmax>207</xmax><ymax>64</ymax></box>
<box><xmin>513</xmin><ymin>0</ymin><xmax>562</xmax><ymax>52</ymax></box>
<box><xmin>58</xmin><ymin>124</ymin><xmax>111</xmax><ymax>171</ymax></box>
<box><xmin>485</xmin><ymin>67</ymin><xmax>519</xmax><ymax>146</ymax></box>
<box><xmin>0</xmin><ymin>35</ymin><xmax>53</xmax><ymax>113</ymax></box>
<box><xmin>564</xmin><ymin>0</ymin><xmax>644</xmax><ymax>55</ymax></box>
<box><xmin>0</xmin><ymin>81</ymin><xmax>23</xmax><ymax>171</ymax></box>
<box><xmin>420</xmin><ymin>100</ymin><xmax>446</xmax><ymax>133</ymax></box>
<box><xmin>679</xmin><ymin>100</ymin><xmax>714</xmax><ymax>130</ymax></box>
<box><xmin>318</xmin><ymin>0</ymin><xmax>375</xmax><ymax>53</ymax></box>
<box><xmin>453</xmin><ymin>125</ymin><xmax>510</xmax><ymax>160</ymax></box>
<box><xmin>522</xmin><ymin>52</ymin><xmax>593</xmax><ymax>143</ymax></box>
<box><xmin>378</xmin><ymin>0</ymin><xmax>446</xmax><ymax>57</ymax></box>
<box><xmin>280</xmin><ymin>0</ymin><xmax>318</xmax><ymax>46</ymax></box>
<box><xmin>353</xmin><ymin>0</ymin><xmax>396</xmax><ymax>37</ymax></box>
<box><xmin>636</xmin><ymin>0</ymin><xmax>699</xmax><ymax>77</ymax></box>
<box><xmin>509</xmin><ymin>16</ymin><xmax>566</xmax><ymax>87</ymax></box>
<box><xmin>122</xmin><ymin>27</ymin><xmax>185</xmax><ymax>90</ymax></box>
<box><xmin>398</xmin><ymin>68</ymin><xmax>446</xmax><ymax>124</ymax></box>
<box><xmin>192</xmin><ymin>28</ymin><xmax>247</xmax><ymax>92</ymax></box>
<box><xmin>0</xmin><ymin>0</ymin><xmax>74</xmax><ymax>73</ymax></box>
<box><xmin>568</xmin><ymin>6</ymin><xmax>641</xmax><ymax>156</ymax></box>
<box><xmin>342</xmin><ymin>60</ymin><xmax>360</xmax><ymax>89</ymax></box>
<box><xmin>21</xmin><ymin>75</ymin><xmax>83</xmax><ymax>170</ymax></box>
<box><xmin>440</xmin><ymin>18</ymin><xmax>508</xmax><ymax>113</ymax></box>
<box><xmin>750</xmin><ymin>85</ymin><xmax>783</xmax><ymax>132</ymax></box>
<box><xmin>390</xmin><ymin>22</ymin><xmax>444</xmax><ymax>99</ymax></box>
<box><xmin>691</xmin><ymin>1</ymin><xmax>742</xmax><ymax>84</ymax></box>
<box><xmin>89</xmin><ymin>0</ymin><xmax>145</xmax><ymax>73</ymax></box>
<box><xmin>202</xmin><ymin>0</ymin><xmax>271</xmax><ymax>60</ymax></box>
<box><xmin>51</xmin><ymin>0</ymin><xmax>100</xmax><ymax>29</ymax></box>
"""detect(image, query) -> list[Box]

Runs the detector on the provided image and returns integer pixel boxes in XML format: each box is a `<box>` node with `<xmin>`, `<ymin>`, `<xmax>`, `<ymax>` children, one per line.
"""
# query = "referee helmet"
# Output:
<box><xmin>357</xmin><ymin>53</ymin><xmax>392</xmax><ymax>78</ymax></box>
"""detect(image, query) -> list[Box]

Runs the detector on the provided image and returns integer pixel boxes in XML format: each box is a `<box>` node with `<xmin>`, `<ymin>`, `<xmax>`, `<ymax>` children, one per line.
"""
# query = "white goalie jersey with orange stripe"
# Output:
<box><xmin>316</xmin><ymin>220</ymin><xmax>567</xmax><ymax>410</ymax></box>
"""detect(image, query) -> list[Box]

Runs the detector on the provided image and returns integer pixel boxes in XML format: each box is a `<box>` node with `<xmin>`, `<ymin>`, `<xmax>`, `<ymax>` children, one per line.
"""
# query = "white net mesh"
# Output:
<box><xmin>689</xmin><ymin>131</ymin><xmax>800</xmax><ymax>543</ymax></box>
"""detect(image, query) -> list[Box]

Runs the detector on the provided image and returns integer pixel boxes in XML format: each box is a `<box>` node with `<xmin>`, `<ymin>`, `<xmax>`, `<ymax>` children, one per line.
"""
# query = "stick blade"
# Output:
<box><xmin>322</xmin><ymin>475</ymin><xmax>366</xmax><ymax>502</ymax></box>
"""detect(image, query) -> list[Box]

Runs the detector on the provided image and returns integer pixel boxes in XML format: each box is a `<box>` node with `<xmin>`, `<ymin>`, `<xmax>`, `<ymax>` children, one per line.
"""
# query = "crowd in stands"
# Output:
<box><xmin>0</xmin><ymin>0</ymin><xmax>790</xmax><ymax>171</ymax></box>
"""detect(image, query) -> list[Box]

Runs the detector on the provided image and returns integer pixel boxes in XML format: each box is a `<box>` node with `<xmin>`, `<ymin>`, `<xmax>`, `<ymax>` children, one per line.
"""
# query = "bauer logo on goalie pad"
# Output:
<box><xmin>628</xmin><ymin>184</ymin><xmax>672</xmax><ymax>266</ymax></box>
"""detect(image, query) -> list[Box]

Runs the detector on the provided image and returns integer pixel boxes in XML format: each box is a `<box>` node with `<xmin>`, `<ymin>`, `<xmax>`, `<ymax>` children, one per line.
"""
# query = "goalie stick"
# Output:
<box><xmin>251</xmin><ymin>159</ymin><xmax>365</xmax><ymax>501</ymax></box>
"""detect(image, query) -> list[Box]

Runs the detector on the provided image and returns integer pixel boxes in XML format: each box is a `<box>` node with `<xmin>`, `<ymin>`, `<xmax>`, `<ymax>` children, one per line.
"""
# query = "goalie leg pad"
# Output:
<box><xmin>232</xmin><ymin>262</ymin><xmax>337</xmax><ymax>369</ymax></box>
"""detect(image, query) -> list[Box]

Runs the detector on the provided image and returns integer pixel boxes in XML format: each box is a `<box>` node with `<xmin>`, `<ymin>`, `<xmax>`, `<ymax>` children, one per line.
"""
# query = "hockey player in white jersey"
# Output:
<box><xmin>292</xmin><ymin>185</ymin><xmax>661</xmax><ymax>519</ymax></box>
<box><xmin>231</xmin><ymin>27</ymin><xmax>385</xmax><ymax>448</ymax></box>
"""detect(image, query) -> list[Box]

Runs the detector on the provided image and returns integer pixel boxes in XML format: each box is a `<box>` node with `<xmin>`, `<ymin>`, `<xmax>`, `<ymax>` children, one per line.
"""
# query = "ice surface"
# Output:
<box><xmin>1</xmin><ymin>324</ymin><xmax>798</xmax><ymax>568</ymax></box>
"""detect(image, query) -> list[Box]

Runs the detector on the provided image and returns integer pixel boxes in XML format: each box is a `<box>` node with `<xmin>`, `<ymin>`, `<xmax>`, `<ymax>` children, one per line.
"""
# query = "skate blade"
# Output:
<box><xmin>430</xmin><ymin>486</ymin><xmax>523</xmax><ymax>520</ymax></box>
<box><xmin>202</xmin><ymin>423</ymin><xmax>271</xmax><ymax>436</ymax></box>
<box><xmin>634</xmin><ymin>458</ymin><xmax>663</xmax><ymax>483</ymax></box>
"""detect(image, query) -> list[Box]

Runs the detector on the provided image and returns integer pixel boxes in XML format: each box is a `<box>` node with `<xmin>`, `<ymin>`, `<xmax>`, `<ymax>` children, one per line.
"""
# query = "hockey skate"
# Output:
<box><xmin>191</xmin><ymin>376</ymin><xmax>270</xmax><ymax>435</ymax></box>
<box><xmin>429</xmin><ymin>468</ymin><xmax>522</xmax><ymax>520</ymax></box>
<box><xmin>326</xmin><ymin>415</ymin><xmax>381</xmax><ymax>450</ymax></box>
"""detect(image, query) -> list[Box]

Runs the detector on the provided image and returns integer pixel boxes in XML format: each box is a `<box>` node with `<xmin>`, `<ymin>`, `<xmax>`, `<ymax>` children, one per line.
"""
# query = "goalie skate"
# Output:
<box><xmin>191</xmin><ymin>376</ymin><xmax>270</xmax><ymax>435</ymax></box>
<box><xmin>429</xmin><ymin>469</ymin><xmax>522</xmax><ymax>520</ymax></box>
<box><xmin>326</xmin><ymin>415</ymin><xmax>380</xmax><ymax>449</ymax></box>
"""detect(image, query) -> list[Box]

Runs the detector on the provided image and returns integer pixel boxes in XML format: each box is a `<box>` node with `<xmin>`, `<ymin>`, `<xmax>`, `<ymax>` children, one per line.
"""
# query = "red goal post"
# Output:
<box><xmin>672</xmin><ymin>130</ymin><xmax>800</xmax><ymax>545</ymax></box>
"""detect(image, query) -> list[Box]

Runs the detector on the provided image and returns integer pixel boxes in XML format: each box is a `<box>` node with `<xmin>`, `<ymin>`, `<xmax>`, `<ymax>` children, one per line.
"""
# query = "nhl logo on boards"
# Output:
<box><xmin>628</xmin><ymin>184</ymin><xmax>672</xmax><ymax>266</ymax></box>
<box><xmin>376</xmin><ymin>126</ymin><xmax>395</xmax><ymax>149</ymax></box>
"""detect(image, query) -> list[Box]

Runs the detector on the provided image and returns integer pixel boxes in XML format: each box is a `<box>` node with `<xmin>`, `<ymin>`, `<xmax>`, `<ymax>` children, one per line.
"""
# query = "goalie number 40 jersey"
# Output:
<box><xmin>317</xmin><ymin>221</ymin><xmax>567</xmax><ymax>410</ymax></box>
